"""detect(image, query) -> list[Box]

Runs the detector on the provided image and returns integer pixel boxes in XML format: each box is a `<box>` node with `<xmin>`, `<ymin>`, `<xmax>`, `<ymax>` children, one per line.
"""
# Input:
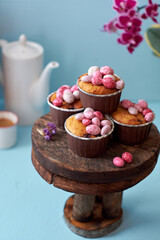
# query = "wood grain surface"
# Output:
<box><xmin>32</xmin><ymin>149</ymin><xmax>157</xmax><ymax>194</ymax></box>
<box><xmin>32</xmin><ymin>113</ymin><xmax>160</xmax><ymax>184</ymax></box>
<box><xmin>64</xmin><ymin>195</ymin><xmax>122</xmax><ymax>238</ymax></box>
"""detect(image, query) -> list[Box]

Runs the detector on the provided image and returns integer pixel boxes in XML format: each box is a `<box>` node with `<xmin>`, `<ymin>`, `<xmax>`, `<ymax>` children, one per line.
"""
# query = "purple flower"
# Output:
<box><xmin>116</xmin><ymin>14</ymin><xmax>142</xmax><ymax>32</ymax></box>
<box><xmin>117</xmin><ymin>32</ymin><xmax>143</xmax><ymax>53</ymax></box>
<box><xmin>141</xmin><ymin>0</ymin><xmax>159</xmax><ymax>23</ymax></box>
<box><xmin>113</xmin><ymin>0</ymin><xmax>137</xmax><ymax>13</ymax></box>
<box><xmin>42</xmin><ymin>122</ymin><xmax>57</xmax><ymax>141</ymax></box>
<box><xmin>52</xmin><ymin>129</ymin><xmax>56</xmax><ymax>135</ymax></box>
<box><xmin>102</xmin><ymin>19</ymin><xmax>117</xmax><ymax>33</ymax></box>
<box><xmin>47</xmin><ymin>122</ymin><xmax>56</xmax><ymax>130</ymax></box>
<box><xmin>44</xmin><ymin>134</ymin><xmax>52</xmax><ymax>141</ymax></box>
<box><xmin>43</xmin><ymin>127</ymin><xmax>50</xmax><ymax>135</ymax></box>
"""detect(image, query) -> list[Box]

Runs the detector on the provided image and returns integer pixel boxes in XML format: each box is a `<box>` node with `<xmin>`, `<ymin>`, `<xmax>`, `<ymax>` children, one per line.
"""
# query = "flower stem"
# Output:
<box><xmin>137</xmin><ymin>4</ymin><xmax>160</xmax><ymax>12</ymax></box>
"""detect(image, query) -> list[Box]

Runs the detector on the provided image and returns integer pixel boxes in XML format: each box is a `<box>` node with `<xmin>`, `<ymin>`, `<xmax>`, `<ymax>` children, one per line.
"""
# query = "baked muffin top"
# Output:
<box><xmin>111</xmin><ymin>106</ymin><xmax>146</xmax><ymax>125</ymax></box>
<box><xmin>66</xmin><ymin>108</ymin><xmax>113</xmax><ymax>138</ymax></box>
<box><xmin>49</xmin><ymin>84</ymin><xmax>83</xmax><ymax>109</ymax></box>
<box><xmin>50</xmin><ymin>92</ymin><xmax>82</xmax><ymax>110</ymax></box>
<box><xmin>111</xmin><ymin>99</ymin><xmax>154</xmax><ymax>125</ymax></box>
<box><xmin>77</xmin><ymin>66</ymin><xmax>124</xmax><ymax>95</ymax></box>
<box><xmin>66</xmin><ymin>116</ymin><xmax>87</xmax><ymax>137</ymax></box>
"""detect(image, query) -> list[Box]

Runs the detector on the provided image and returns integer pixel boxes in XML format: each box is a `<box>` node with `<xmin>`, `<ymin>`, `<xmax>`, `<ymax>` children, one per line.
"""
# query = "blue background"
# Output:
<box><xmin>0</xmin><ymin>1</ymin><xmax>160</xmax><ymax>240</ymax></box>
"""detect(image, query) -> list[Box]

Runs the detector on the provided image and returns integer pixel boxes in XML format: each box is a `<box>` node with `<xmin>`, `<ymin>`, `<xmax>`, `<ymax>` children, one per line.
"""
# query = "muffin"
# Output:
<box><xmin>47</xmin><ymin>85</ymin><xmax>84</xmax><ymax>129</ymax></box>
<box><xmin>77</xmin><ymin>66</ymin><xmax>124</xmax><ymax>114</ymax></box>
<box><xmin>111</xmin><ymin>99</ymin><xmax>155</xmax><ymax>145</ymax></box>
<box><xmin>65</xmin><ymin>108</ymin><xmax>114</xmax><ymax>157</ymax></box>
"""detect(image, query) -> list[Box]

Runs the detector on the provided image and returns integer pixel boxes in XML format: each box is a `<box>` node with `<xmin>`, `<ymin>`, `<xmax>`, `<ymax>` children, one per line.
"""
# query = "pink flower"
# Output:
<box><xmin>113</xmin><ymin>0</ymin><xmax>137</xmax><ymax>13</ymax></box>
<box><xmin>118</xmin><ymin>32</ymin><xmax>143</xmax><ymax>53</ymax></box>
<box><xmin>102</xmin><ymin>19</ymin><xmax>117</xmax><ymax>33</ymax></box>
<box><xmin>116</xmin><ymin>14</ymin><xmax>142</xmax><ymax>32</ymax></box>
<box><xmin>141</xmin><ymin>0</ymin><xmax>159</xmax><ymax>23</ymax></box>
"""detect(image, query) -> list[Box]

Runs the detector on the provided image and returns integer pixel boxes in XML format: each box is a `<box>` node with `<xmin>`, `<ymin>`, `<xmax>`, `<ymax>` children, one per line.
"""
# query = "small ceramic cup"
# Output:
<box><xmin>47</xmin><ymin>92</ymin><xmax>84</xmax><ymax>129</ymax></box>
<box><xmin>64</xmin><ymin>114</ymin><xmax>114</xmax><ymax>158</ymax></box>
<box><xmin>0</xmin><ymin>111</ymin><xmax>19</xmax><ymax>149</ymax></box>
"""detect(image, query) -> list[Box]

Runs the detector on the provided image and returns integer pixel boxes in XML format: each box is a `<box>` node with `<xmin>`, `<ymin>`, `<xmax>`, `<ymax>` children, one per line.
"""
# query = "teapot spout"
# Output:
<box><xmin>29</xmin><ymin>61</ymin><xmax>59</xmax><ymax>109</ymax></box>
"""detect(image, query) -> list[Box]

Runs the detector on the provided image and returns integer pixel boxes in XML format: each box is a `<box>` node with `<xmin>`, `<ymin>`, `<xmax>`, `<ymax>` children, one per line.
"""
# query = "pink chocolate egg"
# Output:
<box><xmin>138</xmin><ymin>99</ymin><xmax>148</xmax><ymax>109</ymax></box>
<box><xmin>71</xmin><ymin>85</ymin><xmax>78</xmax><ymax>92</ymax></box>
<box><xmin>100</xmin><ymin>66</ymin><xmax>114</xmax><ymax>75</ymax></box>
<box><xmin>92</xmin><ymin>70</ymin><xmax>102</xmax><ymax>78</ymax></box>
<box><xmin>134</xmin><ymin>104</ymin><xmax>143</xmax><ymax>113</ymax></box>
<box><xmin>101</xmin><ymin>125</ymin><xmax>111</xmax><ymax>136</ymax></box>
<box><xmin>75</xmin><ymin>113</ymin><xmax>84</xmax><ymax>121</ymax></box>
<box><xmin>145</xmin><ymin>112</ymin><xmax>154</xmax><ymax>122</ymax></box>
<box><xmin>116</xmin><ymin>80</ymin><xmax>125</xmax><ymax>90</ymax></box>
<box><xmin>103</xmin><ymin>74</ymin><xmax>115</xmax><ymax>81</ymax></box>
<box><xmin>88</xmin><ymin>66</ymin><xmax>100</xmax><ymax>76</ymax></box>
<box><xmin>81</xmin><ymin>75</ymin><xmax>92</xmax><ymax>83</ymax></box>
<box><xmin>84</xmin><ymin>107</ymin><xmax>94</xmax><ymax>113</ymax></box>
<box><xmin>102</xmin><ymin>77</ymin><xmax>116</xmax><ymax>89</ymax></box>
<box><xmin>101</xmin><ymin>120</ymin><xmax>112</xmax><ymax>127</ymax></box>
<box><xmin>59</xmin><ymin>85</ymin><xmax>70</xmax><ymax>92</ymax></box>
<box><xmin>84</xmin><ymin>110</ymin><xmax>95</xmax><ymax>119</ymax></box>
<box><xmin>73</xmin><ymin>90</ymin><xmax>80</xmax><ymax>99</ymax></box>
<box><xmin>82</xmin><ymin>118</ymin><xmax>92</xmax><ymax>126</ymax></box>
<box><xmin>142</xmin><ymin>108</ymin><xmax>152</xmax><ymax>116</ymax></box>
<box><xmin>92</xmin><ymin>117</ymin><xmax>100</xmax><ymax>127</ymax></box>
<box><xmin>94</xmin><ymin>111</ymin><xmax>103</xmax><ymax>120</ymax></box>
<box><xmin>86</xmin><ymin>124</ymin><xmax>100</xmax><ymax>135</ymax></box>
<box><xmin>56</xmin><ymin>91</ymin><xmax>63</xmax><ymax>99</ymax></box>
<box><xmin>121</xmin><ymin>99</ymin><xmax>134</xmax><ymax>109</ymax></box>
<box><xmin>128</xmin><ymin>106</ymin><xmax>138</xmax><ymax>115</ymax></box>
<box><xmin>91</xmin><ymin>77</ymin><xmax>102</xmax><ymax>85</ymax></box>
<box><xmin>113</xmin><ymin>157</ymin><xmax>125</xmax><ymax>167</ymax></box>
<box><xmin>122</xmin><ymin>152</ymin><xmax>133</xmax><ymax>163</ymax></box>
<box><xmin>52</xmin><ymin>98</ymin><xmax>63</xmax><ymax>107</ymax></box>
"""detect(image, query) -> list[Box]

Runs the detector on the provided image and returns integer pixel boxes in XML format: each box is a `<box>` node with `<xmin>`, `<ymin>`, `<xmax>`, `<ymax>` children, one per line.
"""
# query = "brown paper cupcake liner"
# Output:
<box><xmin>47</xmin><ymin>92</ymin><xmax>84</xmax><ymax>130</ymax></box>
<box><xmin>64</xmin><ymin>115</ymin><xmax>114</xmax><ymax>158</ymax></box>
<box><xmin>111</xmin><ymin>117</ymin><xmax>153</xmax><ymax>145</ymax></box>
<box><xmin>77</xmin><ymin>81</ymin><xmax>122</xmax><ymax>114</ymax></box>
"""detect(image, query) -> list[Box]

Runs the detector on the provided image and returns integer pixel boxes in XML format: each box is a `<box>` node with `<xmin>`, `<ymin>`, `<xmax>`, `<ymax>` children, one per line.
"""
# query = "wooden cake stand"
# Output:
<box><xmin>31</xmin><ymin>113</ymin><xmax>160</xmax><ymax>238</ymax></box>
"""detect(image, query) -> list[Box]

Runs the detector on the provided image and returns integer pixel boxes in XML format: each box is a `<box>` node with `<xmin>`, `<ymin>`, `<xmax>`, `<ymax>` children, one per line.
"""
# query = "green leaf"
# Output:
<box><xmin>145</xmin><ymin>24</ymin><xmax>160</xmax><ymax>57</ymax></box>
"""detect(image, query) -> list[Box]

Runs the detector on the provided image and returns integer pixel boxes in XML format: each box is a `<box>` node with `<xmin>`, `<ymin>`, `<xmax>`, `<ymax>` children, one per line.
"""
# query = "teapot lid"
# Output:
<box><xmin>3</xmin><ymin>34</ymin><xmax>43</xmax><ymax>59</ymax></box>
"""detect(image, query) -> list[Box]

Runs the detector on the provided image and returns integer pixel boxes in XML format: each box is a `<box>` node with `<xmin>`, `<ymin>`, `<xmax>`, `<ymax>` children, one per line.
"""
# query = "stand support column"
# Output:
<box><xmin>72</xmin><ymin>194</ymin><xmax>96</xmax><ymax>222</ymax></box>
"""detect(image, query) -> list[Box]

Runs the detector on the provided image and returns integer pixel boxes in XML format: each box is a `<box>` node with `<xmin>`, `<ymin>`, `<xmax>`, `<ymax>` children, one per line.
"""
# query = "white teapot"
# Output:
<box><xmin>0</xmin><ymin>34</ymin><xmax>59</xmax><ymax>125</ymax></box>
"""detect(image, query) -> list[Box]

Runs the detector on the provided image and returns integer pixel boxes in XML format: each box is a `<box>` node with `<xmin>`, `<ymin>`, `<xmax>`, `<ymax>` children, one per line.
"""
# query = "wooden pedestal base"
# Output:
<box><xmin>31</xmin><ymin>113</ymin><xmax>160</xmax><ymax>238</ymax></box>
<box><xmin>64</xmin><ymin>195</ymin><xmax>122</xmax><ymax>238</ymax></box>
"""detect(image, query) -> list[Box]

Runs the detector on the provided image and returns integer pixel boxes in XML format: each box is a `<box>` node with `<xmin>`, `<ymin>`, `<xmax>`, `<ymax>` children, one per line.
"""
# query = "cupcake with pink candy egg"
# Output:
<box><xmin>65</xmin><ymin>107</ymin><xmax>114</xmax><ymax>157</ymax></box>
<box><xmin>47</xmin><ymin>84</ymin><xmax>84</xmax><ymax>129</ymax></box>
<box><xmin>111</xmin><ymin>99</ymin><xmax>155</xmax><ymax>145</ymax></box>
<box><xmin>77</xmin><ymin>65</ymin><xmax>124</xmax><ymax>114</ymax></box>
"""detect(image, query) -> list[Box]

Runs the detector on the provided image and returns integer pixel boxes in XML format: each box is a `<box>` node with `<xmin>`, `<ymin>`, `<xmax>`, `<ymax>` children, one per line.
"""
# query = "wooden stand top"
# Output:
<box><xmin>32</xmin><ymin>113</ymin><xmax>160</xmax><ymax>187</ymax></box>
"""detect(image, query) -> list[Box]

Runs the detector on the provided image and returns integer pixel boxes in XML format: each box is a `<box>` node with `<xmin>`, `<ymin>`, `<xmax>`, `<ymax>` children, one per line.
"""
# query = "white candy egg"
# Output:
<box><xmin>88</xmin><ymin>66</ymin><xmax>100</xmax><ymax>76</ymax></box>
<box><xmin>73</xmin><ymin>90</ymin><xmax>80</xmax><ymax>100</ymax></box>
<box><xmin>63</xmin><ymin>91</ymin><xmax>75</xmax><ymax>104</ymax></box>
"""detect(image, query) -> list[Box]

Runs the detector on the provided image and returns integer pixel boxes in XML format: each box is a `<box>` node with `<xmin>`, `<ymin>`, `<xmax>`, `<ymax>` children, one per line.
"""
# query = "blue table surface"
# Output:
<box><xmin>0</xmin><ymin>100</ymin><xmax>160</xmax><ymax>240</ymax></box>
